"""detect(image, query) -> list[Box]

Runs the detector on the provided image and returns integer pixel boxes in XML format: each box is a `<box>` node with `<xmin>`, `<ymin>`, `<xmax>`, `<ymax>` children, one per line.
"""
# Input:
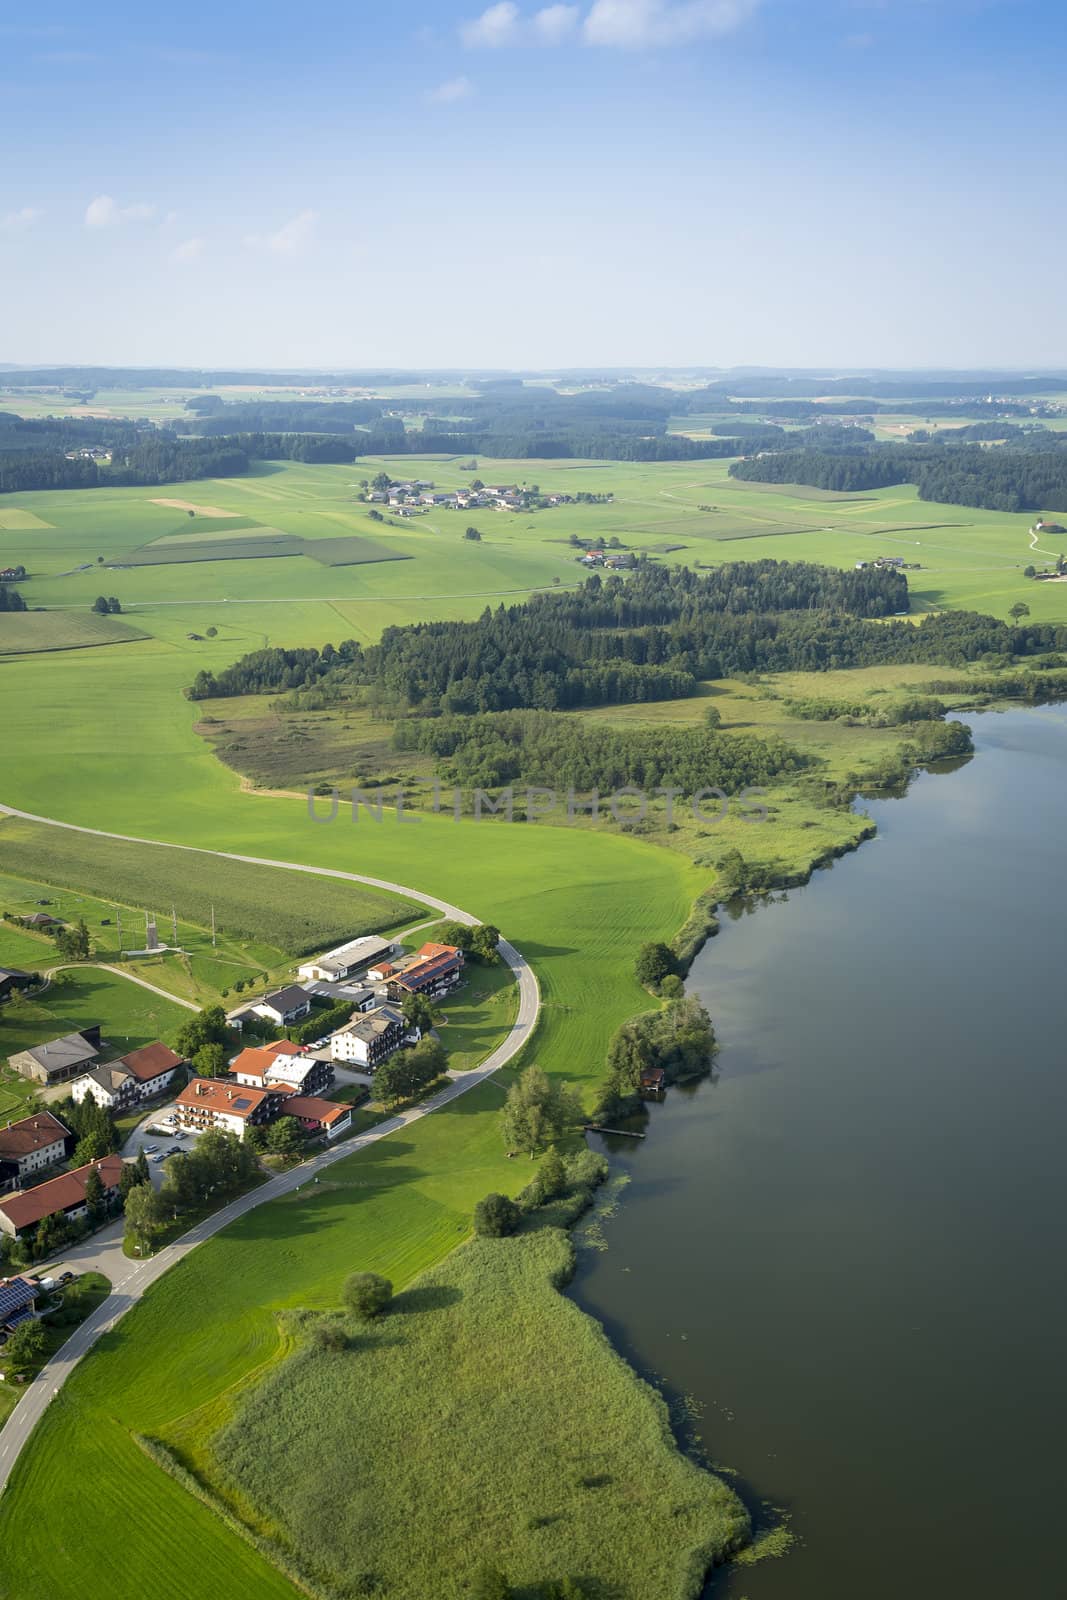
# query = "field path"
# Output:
<box><xmin>36</xmin><ymin>963</ymin><xmax>201</xmax><ymax>1010</ymax></box>
<box><xmin>0</xmin><ymin>801</ymin><xmax>540</xmax><ymax>1494</ymax></box>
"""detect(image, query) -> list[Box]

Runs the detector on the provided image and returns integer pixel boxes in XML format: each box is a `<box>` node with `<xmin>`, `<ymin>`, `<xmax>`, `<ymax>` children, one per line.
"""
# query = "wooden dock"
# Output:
<box><xmin>583</xmin><ymin>1124</ymin><xmax>646</xmax><ymax>1139</ymax></box>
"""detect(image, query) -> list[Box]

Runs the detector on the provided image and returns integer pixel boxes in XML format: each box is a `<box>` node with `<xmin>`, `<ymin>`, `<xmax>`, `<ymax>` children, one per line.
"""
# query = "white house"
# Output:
<box><xmin>72</xmin><ymin>1062</ymin><xmax>137</xmax><ymax>1111</ymax></box>
<box><xmin>330</xmin><ymin>1006</ymin><xmax>411</xmax><ymax>1069</ymax></box>
<box><xmin>252</xmin><ymin>985</ymin><xmax>314</xmax><ymax>1027</ymax></box>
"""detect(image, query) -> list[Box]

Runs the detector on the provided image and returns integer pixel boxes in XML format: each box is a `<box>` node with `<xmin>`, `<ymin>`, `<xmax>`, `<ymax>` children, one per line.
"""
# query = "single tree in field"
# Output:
<box><xmin>634</xmin><ymin>941</ymin><xmax>676</xmax><ymax>989</ymax></box>
<box><xmin>342</xmin><ymin>1271</ymin><xmax>392</xmax><ymax>1320</ymax></box>
<box><xmin>473</xmin><ymin>1192</ymin><xmax>521</xmax><ymax>1237</ymax></box>
<box><xmin>464</xmin><ymin>525</ymin><xmax>482</xmax><ymax>541</ymax></box>
<box><xmin>704</xmin><ymin>702</ymin><xmax>722</xmax><ymax>729</ymax></box>
<box><xmin>500</xmin><ymin>1065</ymin><xmax>581</xmax><ymax>1158</ymax></box>
<box><xmin>1009</xmin><ymin>601</ymin><xmax>1031</xmax><ymax>623</ymax></box>
<box><xmin>92</xmin><ymin>595</ymin><xmax>109</xmax><ymax>614</ymax></box>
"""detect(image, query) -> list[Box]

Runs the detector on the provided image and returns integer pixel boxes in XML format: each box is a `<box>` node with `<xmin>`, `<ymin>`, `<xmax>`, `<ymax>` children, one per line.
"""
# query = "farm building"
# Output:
<box><xmin>9</xmin><ymin>1027</ymin><xmax>102</xmax><ymax>1087</ymax></box>
<box><xmin>0</xmin><ymin>1155</ymin><xmax>125</xmax><ymax>1241</ymax></box>
<box><xmin>297</xmin><ymin>936</ymin><xmax>397</xmax><ymax>985</ymax></box>
<box><xmin>0</xmin><ymin>967</ymin><xmax>35</xmax><ymax>1003</ymax></box>
<box><xmin>0</xmin><ymin>1112</ymin><xmax>72</xmax><ymax>1194</ymax></box>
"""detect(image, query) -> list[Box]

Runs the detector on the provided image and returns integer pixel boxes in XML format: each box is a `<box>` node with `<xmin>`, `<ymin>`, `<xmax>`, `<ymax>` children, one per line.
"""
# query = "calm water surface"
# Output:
<box><xmin>573</xmin><ymin>704</ymin><xmax>1067</xmax><ymax>1600</ymax></box>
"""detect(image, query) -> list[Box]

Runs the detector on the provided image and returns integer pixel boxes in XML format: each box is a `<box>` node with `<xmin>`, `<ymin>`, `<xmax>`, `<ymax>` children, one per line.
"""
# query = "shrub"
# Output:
<box><xmin>343</xmin><ymin>1271</ymin><xmax>393</xmax><ymax>1320</ymax></box>
<box><xmin>313</xmin><ymin>1321</ymin><xmax>347</xmax><ymax>1352</ymax></box>
<box><xmin>473</xmin><ymin>1192</ymin><xmax>521</xmax><ymax>1238</ymax></box>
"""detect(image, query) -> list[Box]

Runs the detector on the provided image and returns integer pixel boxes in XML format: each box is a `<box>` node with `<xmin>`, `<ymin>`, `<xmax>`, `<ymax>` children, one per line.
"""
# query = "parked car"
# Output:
<box><xmin>166</xmin><ymin>1146</ymin><xmax>182</xmax><ymax>1156</ymax></box>
<box><xmin>143</xmin><ymin>1144</ymin><xmax>158</xmax><ymax>1155</ymax></box>
<box><xmin>152</xmin><ymin>1153</ymin><xmax>166</xmax><ymax>1164</ymax></box>
<box><xmin>57</xmin><ymin>1271</ymin><xmax>75</xmax><ymax>1286</ymax></box>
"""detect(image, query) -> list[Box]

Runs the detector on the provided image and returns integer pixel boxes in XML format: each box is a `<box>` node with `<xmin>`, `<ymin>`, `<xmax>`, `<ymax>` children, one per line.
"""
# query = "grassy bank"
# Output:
<box><xmin>206</xmin><ymin>1227</ymin><xmax>746</xmax><ymax>1600</ymax></box>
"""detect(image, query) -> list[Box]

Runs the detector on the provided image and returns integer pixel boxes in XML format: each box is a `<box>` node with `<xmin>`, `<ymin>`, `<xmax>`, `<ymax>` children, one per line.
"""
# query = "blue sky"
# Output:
<box><xmin>1</xmin><ymin>0</ymin><xmax>1064</xmax><ymax>369</ymax></box>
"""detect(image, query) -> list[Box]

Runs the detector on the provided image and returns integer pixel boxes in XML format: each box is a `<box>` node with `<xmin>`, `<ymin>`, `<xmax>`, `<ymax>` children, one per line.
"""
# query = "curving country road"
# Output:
<box><xmin>0</xmin><ymin>801</ymin><xmax>540</xmax><ymax>1494</ymax></box>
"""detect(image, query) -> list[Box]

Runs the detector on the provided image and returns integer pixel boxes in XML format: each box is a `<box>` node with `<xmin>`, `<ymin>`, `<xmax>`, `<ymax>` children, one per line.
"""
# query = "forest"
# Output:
<box><xmin>729</xmin><ymin>437</ymin><xmax>1067</xmax><ymax>512</ymax></box>
<box><xmin>392</xmin><ymin>709</ymin><xmax>805</xmax><ymax>792</ymax></box>
<box><xmin>189</xmin><ymin>558</ymin><xmax>1067</xmax><ymax>718</ymax></box>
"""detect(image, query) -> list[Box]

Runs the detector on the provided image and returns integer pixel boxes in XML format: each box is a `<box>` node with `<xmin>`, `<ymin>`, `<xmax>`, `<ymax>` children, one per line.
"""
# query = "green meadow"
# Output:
<box><xmin>1</xmin><ymin>452</ymin><xmax>1065</xmax><ymax>1600</ymax></box>
<box><xmin>0</xmin><ymin>966</ymin><xmax>192</xmax><ymax>1068</ymax></box>
<box><xmin>207</xmin><ymin>1227</ymin><xmax>747</xmax><ymax>1600</ymax></box>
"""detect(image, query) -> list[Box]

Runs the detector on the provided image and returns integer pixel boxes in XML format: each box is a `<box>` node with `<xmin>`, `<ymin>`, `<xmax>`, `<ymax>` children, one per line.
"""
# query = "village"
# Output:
<box><xmin>0</xmin><ymin>930</ymin><xmax>474</xmax><ymax>1308</ymax></box>
<box><xmin>361</xmin><ymin>473</ymin><xmax>613</xmax><ymax>517</ymax></box>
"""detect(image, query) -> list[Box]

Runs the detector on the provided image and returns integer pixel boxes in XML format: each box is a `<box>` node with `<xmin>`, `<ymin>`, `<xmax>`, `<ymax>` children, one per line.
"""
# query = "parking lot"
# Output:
<box><xmin>122</xmin><ymin>1105</ymin><xmax>205</xmax><ymax>1184</ymax></box>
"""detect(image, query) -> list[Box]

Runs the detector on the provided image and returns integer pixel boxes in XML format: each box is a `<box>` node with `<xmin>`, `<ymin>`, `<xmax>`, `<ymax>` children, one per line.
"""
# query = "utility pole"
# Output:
<box><xmin>172</xmin><ymin>904</ymin><xmax>178</xmax><ymax>946</ymax></box>
<box><xmin>211</xmin><ymin>904</ymin><xmax>217</xmax><ymax>948</ymax></box>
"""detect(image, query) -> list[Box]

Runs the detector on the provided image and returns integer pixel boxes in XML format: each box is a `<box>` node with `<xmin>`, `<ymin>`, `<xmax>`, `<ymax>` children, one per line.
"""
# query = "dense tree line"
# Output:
<box><xmin>729</xmin><ymin>437</ymin><xmax>1067</xmax><ymax>512</ymax></box>
<box><xmin>0</xmin><ymin>435</ymin><xmax>249</xmax><ymax>494</ymax></box>
<box><xmin>172</xmin><ymin>399</ymin><xmax>384</xmax><ymax>434</ymax></box>
<box><xmin>191</xmin><ymin>560</ymin><xmax>1067</xmax><ymax>715</ymax></box>
<box><xmin>393</xmin><ymin>709</ymin><xmax>805</xmax><ymax>792</ymax></box>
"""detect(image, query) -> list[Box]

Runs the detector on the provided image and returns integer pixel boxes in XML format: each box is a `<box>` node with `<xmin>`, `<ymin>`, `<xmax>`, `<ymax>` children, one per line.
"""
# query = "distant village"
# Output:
<box><xmin>361</xmin><ymin>474</ymin><xmax>613</xmax><ymax>518</ymax></box>
<box><xmin>854</xmin><ymin>555</ymin><xmax>922</xmax><ymax>571</ymax></box>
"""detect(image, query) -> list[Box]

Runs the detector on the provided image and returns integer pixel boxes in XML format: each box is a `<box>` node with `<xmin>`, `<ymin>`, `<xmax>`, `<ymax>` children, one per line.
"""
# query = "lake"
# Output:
<box><xmin>573</xmin><ymin>703</ymin><xmax>1067</xmax><ymax>1600</ymax></box>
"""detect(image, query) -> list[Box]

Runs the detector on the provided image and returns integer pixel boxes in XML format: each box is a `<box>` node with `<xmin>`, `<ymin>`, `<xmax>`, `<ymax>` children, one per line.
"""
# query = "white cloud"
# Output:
<box><xmin>533</xmin><ymin>4</ymin><xmax>580</xmax><ymax>41</ymax></box>
<box><xmin>462</xmin><ymin>0</ymin><xmax>756</xmax><ymax>48</ymax></box>
<box><xmin>84</xmin><ymin>194</ymin><xmax>156</xmax><ymax>227</ymax></box>
<box><xmin>245</xmin><ymin>209</ymin><xmax>319</xmax><ymax>256</ymax></box>
<box><xmin>1</xmin><ymin>206</ymin><xmax>43</xmax><ymax>231</ymax></box>
<box><xmin>172</xmin><ymin>236</ymin><xmax>205</xmax><ymax>263</ymax></box>
<box><xmin>426</xmin><ymin>74</ymin><xmax>475</xmax><ymax>103</ymax></box>
<box><xmin>462</xmin><ymin>2</ymin><xmax>521</xmax><ymax>46</ymax></box>
<box><xmin>583</xmin><ymin>0</ymin><xmax>759</xmax><ymax>46</ymax></box>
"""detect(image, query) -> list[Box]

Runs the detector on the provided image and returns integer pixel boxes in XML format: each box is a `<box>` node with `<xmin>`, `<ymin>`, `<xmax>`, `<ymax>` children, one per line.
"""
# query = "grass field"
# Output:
<box><xmin>1</xmin><ymin>451</ymin><xmax>1065</xmax><ymax>1600</ymax></box>
<box><xmin>0</xmin><ymin>820</ymin><xmax>418</xmax><ymax>961</ymax></box>
<box><xmin>0</xmin><ymin>965</ymin><xmax>192</xmax><ymax>1066</ymax></box>
<box><xmin>208</xmin><ymin>1226</ymin><xmax>746</xmax><ymax>1600</ymax></box>
<box><xmin>0</xmin><ymin>611</ymin><xmax>148</xmax><ymax>655</ymax></box>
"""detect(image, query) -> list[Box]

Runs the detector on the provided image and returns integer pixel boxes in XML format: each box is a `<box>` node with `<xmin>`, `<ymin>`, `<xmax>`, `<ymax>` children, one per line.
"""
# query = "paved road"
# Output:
<box><xmin>0</xmin><ymin>802</ymin><xmax>540</xmax><ymax>1494</ymax></box>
